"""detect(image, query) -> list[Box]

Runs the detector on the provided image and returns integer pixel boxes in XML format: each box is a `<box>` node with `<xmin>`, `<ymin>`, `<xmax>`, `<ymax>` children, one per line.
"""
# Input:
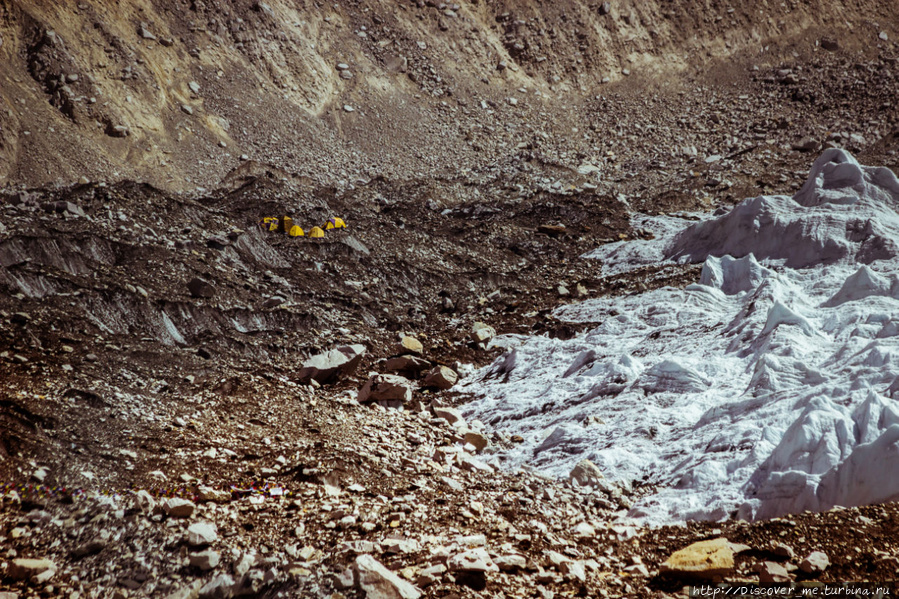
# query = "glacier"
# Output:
<box><xmin>460</xmin><ymin>149</ymin><xmax>899</xmax><ymax>524</ymax></box>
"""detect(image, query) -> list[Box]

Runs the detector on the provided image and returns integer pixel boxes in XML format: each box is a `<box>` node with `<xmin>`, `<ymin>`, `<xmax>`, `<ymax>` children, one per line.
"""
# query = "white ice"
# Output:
<box><xmin>461</xmin><ymin>150</ymin><xmax>899</xmax><ymax>524</ymax></box>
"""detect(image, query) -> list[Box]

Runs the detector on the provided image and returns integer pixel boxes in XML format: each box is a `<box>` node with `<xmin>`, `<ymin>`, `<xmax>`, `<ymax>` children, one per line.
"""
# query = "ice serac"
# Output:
<box><xmin>461</xmin><ymin>151</ymin><xmax>899</xmax><ymax>524</ymax></box>
<box><xmin>665</xmin><ymin>150</ymin><xmax>899</xmax><ymax>268</ymax></box>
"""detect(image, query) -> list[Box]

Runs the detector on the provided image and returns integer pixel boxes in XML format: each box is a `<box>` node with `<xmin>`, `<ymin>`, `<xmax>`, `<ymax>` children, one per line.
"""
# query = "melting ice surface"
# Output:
<box><xmin>461</xmin><ymin>150</ymin><xmax>899</xmax><ymax>524</ymax></box>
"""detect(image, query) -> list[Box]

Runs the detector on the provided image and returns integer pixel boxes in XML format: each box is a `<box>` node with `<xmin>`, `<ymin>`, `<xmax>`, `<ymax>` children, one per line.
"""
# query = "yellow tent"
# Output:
<box><xmin>279</xmin><ymin>216</ymin><xmax>294</xmax><ymax>233</ymax></box>
<box><xmin>309</xmin><ymin>226</ymin><xmax>325</xmax><ymax>238</ymax></box>
<box><xmin>268</xmin><ymin>219</ymin><xmax>279</xmax><ymax>232</ymax></box>
<box><xmin>260</xmin><ymin>217</ymin><xmax>276</xmax><ymax>230</ymax></box>
<box><xmin>324</xmin><ymin>217</ymin><xmax>347</xmax><ymax>230</ymax></box>
<box><xmin>289</xmin><ymin>225</ymin><xmax>305</xmax><ymax>237</ymax></box>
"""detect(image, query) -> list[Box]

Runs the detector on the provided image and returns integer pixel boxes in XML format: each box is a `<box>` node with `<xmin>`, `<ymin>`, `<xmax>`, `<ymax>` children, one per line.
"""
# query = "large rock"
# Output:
<box><xmin>757</xmin><ymin>561</ymin><xmax>791</xmax><ymax>583</ymax></box>
<box><xmin>660</xmin><ymin>538</ymin><xmax>735</xmax><ymax>580</ymax></box>
<box><xmin>397</xmin><ymin>336</ymin><xmax>423</xmax><ymax>355</ymax></box>
<box><xmin>162</xmin><ymin>497</ymin><xmax>196</xmax><ymax>518</ymax></box>
<box><xmin>357</xmin><ymin>374</ymin><xmax>413</xmax><ymax>404</ymax></box>
<box><xmin>433</xmin><ymin>406</ymin><xmax>466</xmax><ymax>428</ymax></box>
<box><xmin>385</xmin><ymin>355</ymin><xmax>431</xmax><ymax>377</ymax></box>
<box><xmin>355</xmin><ymin>554</ymin><xmax>422</xmax><ymax>599</ymax></box>
<box><xmin>298</xmin><ymin>344</ymin><xmax>366</xmax><ymax>385</ymax></box>
<box><xmin>799</xmin><ymin>551</ymin><xmax>830</xmax><ymax>575</ymax></box>
<box><xmin>186</xmin><ymin>521</ymin><xmax>218</xmax><ymax>546</ymax></box>
<box><xmin>190</xmin><ymin>549</ymin><xmax>221</xmax><ymax>571</ymax></box>
<box><xmin>568</xmin><ymin>459</ymin><xmax>604</xmax><ymax>487</ymax></box>
<box><xmin>422</xmin><ymin>366</ymin><xmax>458</xmax><ymax>390</ymax></box>
<box><xmin>471</xmin><ymin>322</ymin><xmax>496</xmax><ymax>344</ymax></box>
<box><xmin>448</xmin><ymin>548</ymin><xmax>499</xmax><ymax>573</ymax></box>
<box><xmin>8</xmin><ymin>558</ymin><xmax>56</xmax><ymax>582</ymax></box>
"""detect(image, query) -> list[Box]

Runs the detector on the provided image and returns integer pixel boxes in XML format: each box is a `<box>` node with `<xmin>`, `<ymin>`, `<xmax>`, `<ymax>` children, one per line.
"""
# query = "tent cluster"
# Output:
<box><xmin>259</xmin><ymin>216</ymin><xmax>347</xmax><ymax>238</ymax></box>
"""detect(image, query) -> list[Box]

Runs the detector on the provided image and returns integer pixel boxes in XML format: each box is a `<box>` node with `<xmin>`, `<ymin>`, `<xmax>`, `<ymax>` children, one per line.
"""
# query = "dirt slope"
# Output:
<box><xmin>1</xmin><ymin>0</ymin><xmax>897</xmax><ymax>189</ymax></box>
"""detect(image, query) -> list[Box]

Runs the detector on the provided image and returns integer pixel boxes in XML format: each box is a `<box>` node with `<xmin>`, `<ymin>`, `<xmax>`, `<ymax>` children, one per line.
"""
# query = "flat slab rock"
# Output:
<box><xmin>660</xmin><ymin>538</ymin><xmax>736</xmax><ymax>579</ymax></box>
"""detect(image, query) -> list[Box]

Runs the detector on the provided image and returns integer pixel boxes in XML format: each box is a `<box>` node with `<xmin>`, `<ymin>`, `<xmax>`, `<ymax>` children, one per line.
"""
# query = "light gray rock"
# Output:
<box><xmin>471</xmin><ymin>322</ymin><xmax>495</xmax><ymax>343</ymax></box>
<box><xmin>198</xmin><ymin>574</ymin><xmax>234</xmax><ymax>599</ymax></box>
<box><xmin>799</xmin><ymin>551</ymin><xmax>829</xmax><ymax>575</ymax></box>
<box><xmin>355</xmin><ymin>554</ymin><xmax>422</xmax><ymax>599</ymax></box>
<box><xmin>568</xmin><ymin>459</ymin><xmax>604</xmax><ymax>487</ymax></box>
<box><xmin>298</xmin><ymin>344</ymin><xmax>366</xmax><ymax>385</ymax></box>
<box><xmin>447</xmin><ymin>548</ymin><xmax>499</xmax><ymax>573</ymax></box>
<box><xmin>433</xmin><ymin>406</ymin><xmax>466</xmax><ymax>428</ymax></box>
<box><xmin>187</xmin><ymin>521</ymin><xmax>218</xmax><ymax>546</ymax></box>
<box><xmin>190</xmin><ymin>549</ymin><xmax>221</xmax><ymax>571</ymax></box>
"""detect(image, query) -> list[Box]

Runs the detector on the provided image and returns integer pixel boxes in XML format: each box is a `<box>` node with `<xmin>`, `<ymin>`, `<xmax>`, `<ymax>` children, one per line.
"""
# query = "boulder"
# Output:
<box><xmin>433</xmin><ymin>406</ymin><xmax>466</xmax><ymax>428</ymax></box>
<box><xmin>471</xmin><ymin>322</ymin><xmax>496</xmax><ymax>344</ymax></box>
<box><xmin>660</xmin><ymin>538</ymin><xmax>735</xmax><ymax>580</ymax></box>
<box><xmin>162</xmin><ymin>497</ymin><xmax>196</xmax><ymax>518</ymax></box>
<box><xmin>298</xmin><ymin>344</ymin><xmax>366</xmax><ymax>385</ymax></box>
<box><xmin>186</xmin><ymin>521</ymin><xmax>218</xmax><ymax>546</ymax></box>
<box><xmin>398</xmin><ymin>336</ymin><xmax>423</xmax><ymax>355</ymax></box>
<box><xmin>355</xmin><ymin>554</ymin><xmax>422</xmax><ymax>599</ymax></box>
<box><xmin>8</xmin><ymin>558</ymin><xmax>56</xmax><ymax>582</ymax></box>
<box><xmin>422</xmin><ymin>366</ymin><xmax>458</xmax><ymax>390</ymax></box>
<box><xmin>385</xmin><ymin>355</ymin><xmax>431</xmax><ymax>377</ymax></box>
<box><xmin>190</xmin><ymin>549</ymin><xmax>221</xmax><ymax>571</ymax></box>
<box><xmin>448</xmin><ymin>548</ymin><xmax>499</xmax><ymax>573</ymax></box>
<box><xmin>799</xmin><ymin>551</ymin><xmax>830</xmax><ymax>575</ymax></box>
<box><xmin>757</xmin><ymin>561</ymin><xmax>791</xmax><ymax>583</ymax></box>
<box><xmin>357</xmin><ymin>374</ymin><xmax>413</xmax><ymax>404</ymax></box>
<box><xmin>568</xmin><ymin>459</ymin><xmax>604</xmax><ymax>487</ymax></box>
<box><xmin>463</xmin><ymin>431</ymin><xmax>489</xmax><ymax>452</ymax></box>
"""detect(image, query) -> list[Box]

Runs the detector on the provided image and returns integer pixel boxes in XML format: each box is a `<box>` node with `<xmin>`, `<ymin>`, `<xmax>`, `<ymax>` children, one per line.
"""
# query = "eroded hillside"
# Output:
<box><xmin>1</xmin><ymin>0</ymin><xmax>897</xmax><ymax>189</ymax></box>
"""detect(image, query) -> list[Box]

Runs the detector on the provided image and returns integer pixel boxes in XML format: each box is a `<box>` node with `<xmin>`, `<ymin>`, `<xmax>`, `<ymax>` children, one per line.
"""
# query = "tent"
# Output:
<box><xmin>279</xmin><ymin>216</ymin><xmax>294</xmax><ymax>233</ymax></box>
<box><xmin>289</xmin><ymin>225</ymin><xmax>305</xmax><ymax>237</ymax></box>
<box><xmin>324</xmin><ymin>217</ymin><xmax>347</xmax><ymax>230</ymax></box>
<box><xmin>309</xmin><ymin>226</ymin><xmax>325</xmax><ymax>238</ymax></box>
<box><xmin>260</xmin><ymin>217</ymin><xmax>277</xmax><ymax>230</ymax></box>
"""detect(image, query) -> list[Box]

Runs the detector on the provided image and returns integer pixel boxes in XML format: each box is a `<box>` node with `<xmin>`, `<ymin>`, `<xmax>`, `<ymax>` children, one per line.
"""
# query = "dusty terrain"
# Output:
<box><xmin>2</xmin><ymin>0</ymin><xmax>899</xmax><ymax>597</ymax></box>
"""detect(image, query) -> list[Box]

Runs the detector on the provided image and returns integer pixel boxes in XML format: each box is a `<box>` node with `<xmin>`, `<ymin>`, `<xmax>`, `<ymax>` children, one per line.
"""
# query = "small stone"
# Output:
<box><xmin>385</xmin><ymin>355</ymin><xmax>431</xmax><ymax>376</ymax></box>
<box><xmin>181</xmin><ymin>104</ymin><xmax>194</xmax><ymax>115</ymax></box>
<box><xmin>187</xmin><ymin>521</ymin><xmax>218</xmax><ymax>546</ymax></box>
<box><xmin>799</xmin><ymin>551</ymin><xmax>830</xmax><ymax>575</ymax></box>
<box><xmin>189</xmin><ymin>81</ymin><xmax>200</xmax><ymax>93</ymax></box>
<box><xmin>190</xmin><ymin>549</ymin><xmax>220</xmax><ymax>571</ymax></box>
<box><xmin>162</xmin><ymin>497</ymin><xmax>196</xmax><ymax>518</ymax></box>
<box><xmin>336</xmin><ymin>63</ymin><xmax>350</xmax><ymax>70</ymax></box>
<box><xmin>343</xmin><ymin>105</ymin><xmax>354</xmax><ymax>112</ymax></box>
